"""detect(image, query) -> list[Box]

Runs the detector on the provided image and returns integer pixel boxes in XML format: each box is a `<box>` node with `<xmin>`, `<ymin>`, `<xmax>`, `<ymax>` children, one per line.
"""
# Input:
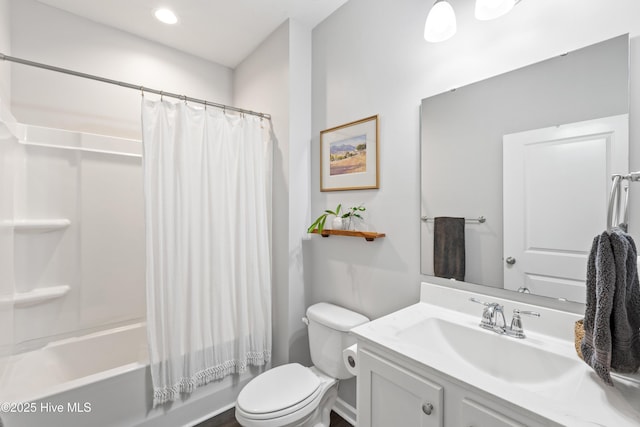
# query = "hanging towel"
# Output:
<box><xmin>433</xmin><ymin>217</ymin><xmax>465</xmax><ymax>281</ymax></box>
<box><xmin>580</xmin><ymin>228</ymin><xmax>640</xmax><ymax>386</ymax></box>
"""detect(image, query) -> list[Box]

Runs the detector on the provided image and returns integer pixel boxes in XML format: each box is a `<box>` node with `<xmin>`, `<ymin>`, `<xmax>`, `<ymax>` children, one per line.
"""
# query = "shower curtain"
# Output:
<box><xmin>141</xmin><ymin>99</ymin><xmax>272</xmax><ymax>405</ymax></box>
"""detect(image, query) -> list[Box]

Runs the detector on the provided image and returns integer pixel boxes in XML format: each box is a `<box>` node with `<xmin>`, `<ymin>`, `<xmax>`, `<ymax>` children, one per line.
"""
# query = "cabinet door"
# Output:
<box><xmin>358</xmin><ymin>349</ymin><xmax>443</xmax><ymax>427</ymax></box>
<box><xmin>460</xmin><ymin>398</ymin><xmax>526</xmax><ymax>427</ymax></box>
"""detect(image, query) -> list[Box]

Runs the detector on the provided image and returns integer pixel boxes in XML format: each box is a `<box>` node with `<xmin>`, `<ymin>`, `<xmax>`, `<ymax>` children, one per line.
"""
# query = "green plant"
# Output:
<box><xmin>341</xmin><ymin>204</ymin><xmax>365</xmax><ymax>220</ymax></box>
<box><xmin>307</xmin><ymin>204</ymin><xmax>343</xmax><ymax>233</ymax></box>
<box><xmin>341</xmin><ymin>204</ymin><xmax>366</xmax><ymax>229</ymax></box>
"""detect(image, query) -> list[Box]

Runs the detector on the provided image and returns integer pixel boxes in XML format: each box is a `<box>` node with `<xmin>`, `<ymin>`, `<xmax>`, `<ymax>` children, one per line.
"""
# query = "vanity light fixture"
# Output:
<box><xmin>154</xmin><ymin>8</ymin><xmax>178</xmax><ymax>25</ymax></box>
<box><xmin>424</xmin><ymin>0</ymin><xmax>457</xmax><ymax>43</ymax></box>
<box><xmin>424</xmin><ymin>0</ymin><xmax>522</xmax><ymax>42</ymax></box>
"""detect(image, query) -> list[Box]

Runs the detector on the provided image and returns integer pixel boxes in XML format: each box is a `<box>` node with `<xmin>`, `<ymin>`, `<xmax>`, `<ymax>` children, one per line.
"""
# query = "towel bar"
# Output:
<box><xmin>421</xmin><ymin>216</ymin><xmax>486</xmax><ymax>224</ymax></box>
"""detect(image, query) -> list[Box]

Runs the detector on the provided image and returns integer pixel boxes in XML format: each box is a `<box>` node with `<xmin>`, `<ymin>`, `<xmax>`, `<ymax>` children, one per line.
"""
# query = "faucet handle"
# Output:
<box><xmin>508</xmin><ymin>308</ymin><xmax>540</xmax><ymax>339</ymax></box>
<box><xmin>469</xmin><ymin>297</ymin><xmax>494</xmax><ymax>307</ymax></box>
<box><xmin>515</xmin><ymin>309</ymin><xmax>540</xmax><ymax>317</ymax></box>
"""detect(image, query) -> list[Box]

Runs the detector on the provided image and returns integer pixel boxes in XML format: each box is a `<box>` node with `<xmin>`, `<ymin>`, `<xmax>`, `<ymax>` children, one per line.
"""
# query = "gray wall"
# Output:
<box><xmin>310</xmin><ymin>0</ymin><xmax>640</xmax><ymax>408</ymax></box>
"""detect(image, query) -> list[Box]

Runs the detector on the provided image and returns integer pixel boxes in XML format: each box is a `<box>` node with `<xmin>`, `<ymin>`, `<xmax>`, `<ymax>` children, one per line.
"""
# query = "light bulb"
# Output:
<box><xmin>424</xmin><ymin>0</ymin><xmax>456</xmax><ymax>43</ymax></box>
<box><xmin>475</xmin><ymin>0</ymin><xmax>516</xmax><ymax>21</ymax></box>
<box><xmin>154</xmin><ymin>8</ymin><xmax>178</xmax><ymax>25</ymax></box>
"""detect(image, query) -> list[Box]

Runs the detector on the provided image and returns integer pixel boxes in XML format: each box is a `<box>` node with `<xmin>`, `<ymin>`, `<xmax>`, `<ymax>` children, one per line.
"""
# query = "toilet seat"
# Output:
<box><xmin>236</xmin><ymin>363</ymin><xmax>323</xmax><ymax>420</ymax></box>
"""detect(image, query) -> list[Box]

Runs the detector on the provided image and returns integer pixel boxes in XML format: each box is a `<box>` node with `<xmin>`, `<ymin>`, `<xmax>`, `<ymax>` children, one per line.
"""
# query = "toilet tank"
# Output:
<box><xmin>306</xmin><ymin>303</ymin><xmax>369</xmax><ymax>379</ymax></box>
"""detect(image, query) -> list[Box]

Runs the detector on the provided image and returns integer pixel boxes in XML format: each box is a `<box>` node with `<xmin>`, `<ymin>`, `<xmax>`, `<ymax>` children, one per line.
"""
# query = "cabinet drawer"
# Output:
<box><xmin>460</xmin><ymin>398</ymin><xmax>527</xmax><ymax>427</ymax></box>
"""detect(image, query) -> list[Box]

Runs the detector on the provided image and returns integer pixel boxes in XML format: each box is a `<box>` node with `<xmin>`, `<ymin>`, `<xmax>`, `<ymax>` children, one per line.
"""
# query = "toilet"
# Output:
<box><xmin>235</xmin><ymin>302</ymin><xmax>369</xmax><ymax>427</ymax></box>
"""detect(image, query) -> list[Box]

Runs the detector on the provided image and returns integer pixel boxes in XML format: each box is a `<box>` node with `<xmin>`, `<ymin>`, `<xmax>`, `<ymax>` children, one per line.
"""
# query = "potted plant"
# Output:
<box><xmin>342</xmin><ymin>204</ymin><xmax>366</xmax><ymax>230</ymax></box>
<box><xmin>307</xmin><ymin>204</ymin><xmax>344</xmax><ymax>233</ymax></box>
<box><xmin>307</xmin><ymin>204</ymin><xmax>367</xmax><ymax>234</ymax></box>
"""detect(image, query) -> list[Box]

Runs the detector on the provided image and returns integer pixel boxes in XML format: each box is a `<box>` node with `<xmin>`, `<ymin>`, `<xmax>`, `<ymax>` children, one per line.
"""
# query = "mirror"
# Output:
<box><xmin>420</xmin><ymin>35</ymin><xmax>631</xmax><ymax>304</ymax></box>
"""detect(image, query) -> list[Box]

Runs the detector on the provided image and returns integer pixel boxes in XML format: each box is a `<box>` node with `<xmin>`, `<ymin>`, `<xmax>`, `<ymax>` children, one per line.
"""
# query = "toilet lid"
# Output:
<box><xmin>237</xmin><ymin>363</ymin><xmax>321</xmax><ymax>415</ymax></box>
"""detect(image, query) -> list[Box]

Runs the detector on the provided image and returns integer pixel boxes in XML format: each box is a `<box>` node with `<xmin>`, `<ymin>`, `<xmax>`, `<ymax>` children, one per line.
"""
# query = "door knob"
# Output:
<box><xmin>506</xmin><ymin>257</ymin><xmax>516</xmax><ymax>265</ymax></box>
<box><xmin>422</xmin><ymin>402</ymin><xmax>434</xmax><ymax>415</ymax></box>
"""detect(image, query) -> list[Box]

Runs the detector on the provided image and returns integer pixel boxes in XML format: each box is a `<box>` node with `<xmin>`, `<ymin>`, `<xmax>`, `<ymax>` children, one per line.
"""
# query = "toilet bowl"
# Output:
<box><xmin>235</xmin><ymin>364</ymin><xmax>337</xmax><ymax>427</ymax></box>
<box><xmin>235</xmin><ymin>303</ymin><xmax>369</xmax><ymax>427</ymax></box>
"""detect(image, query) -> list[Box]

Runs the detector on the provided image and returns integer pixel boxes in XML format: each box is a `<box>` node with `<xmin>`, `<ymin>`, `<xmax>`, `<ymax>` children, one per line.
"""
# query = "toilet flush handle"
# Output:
<box><xmin>301</xmin><ymin>317</ymin><xmax>309</xmax><ymax>326</ymax></box>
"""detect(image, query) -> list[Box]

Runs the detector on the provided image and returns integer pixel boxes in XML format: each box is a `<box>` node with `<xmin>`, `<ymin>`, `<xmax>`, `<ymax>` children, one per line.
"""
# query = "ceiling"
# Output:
<box><xmin>36</xmin><ymin>0</ymin><xmax>349</xmax><ymax>68</ymax></box>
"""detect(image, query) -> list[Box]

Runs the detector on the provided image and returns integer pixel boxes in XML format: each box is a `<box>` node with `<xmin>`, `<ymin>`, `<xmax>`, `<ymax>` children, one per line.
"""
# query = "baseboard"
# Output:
<box><xmin>333</xmin><ymin>397</ymin><xmax>357</xmax><ymax>426</ymax></box>
<box><xmin>187</xmin><ymin>401</ymin><xmax>236</xmax><ymax>427</ymax></box>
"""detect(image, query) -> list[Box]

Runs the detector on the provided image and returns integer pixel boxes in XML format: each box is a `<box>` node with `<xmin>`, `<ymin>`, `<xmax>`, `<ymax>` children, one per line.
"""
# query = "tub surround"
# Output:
<box><xmin>0</xmin><ymin>323</ymin><xmax>255</xmax><ymax>427</ymax></box>
<box><xmin>351</xmin><ymin>281</ymin><xmax>640</xmax><ymax>426</ymax></box>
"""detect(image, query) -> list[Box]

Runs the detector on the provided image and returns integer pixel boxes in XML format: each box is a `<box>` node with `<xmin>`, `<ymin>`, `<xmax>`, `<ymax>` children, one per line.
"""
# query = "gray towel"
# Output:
<box><xmin>433</xmin><ymin>217</ymin><xmax>465</xmax><ymax>281</ymax></box>
<box><xmin>580</xmin><ymin>228</ymin><xmax>640</xmax><ymax>386</ymax></box>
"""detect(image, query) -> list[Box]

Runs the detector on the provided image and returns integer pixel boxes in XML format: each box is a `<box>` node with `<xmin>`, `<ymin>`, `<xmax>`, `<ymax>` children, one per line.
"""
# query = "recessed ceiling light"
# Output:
<box><xmin>154</xmin><ymin>8</ymin><xmax>178</xmax><ymax>25</ymax></box>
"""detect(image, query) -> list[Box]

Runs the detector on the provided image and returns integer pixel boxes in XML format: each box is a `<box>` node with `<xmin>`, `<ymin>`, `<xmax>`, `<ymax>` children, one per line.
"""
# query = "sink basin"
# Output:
<box><xmin>397</xmin><ymin>316</ymin><xmax>582</xmax><ymax>386</ymax></box>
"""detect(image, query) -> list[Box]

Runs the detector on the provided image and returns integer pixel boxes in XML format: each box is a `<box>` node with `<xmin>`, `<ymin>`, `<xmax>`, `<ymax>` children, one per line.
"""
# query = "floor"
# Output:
<box><xmin>195</xmin><ymin>408</ymin><xmax>352</xmax><ymax>427</ymax></box>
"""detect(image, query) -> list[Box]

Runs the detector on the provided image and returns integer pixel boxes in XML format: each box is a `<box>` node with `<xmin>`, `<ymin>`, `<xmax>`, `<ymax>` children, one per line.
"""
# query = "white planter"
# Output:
<box><xmin>331</xmin><ymin>217</ymin><xmax>344</xmax><ymax>230</ymax></box>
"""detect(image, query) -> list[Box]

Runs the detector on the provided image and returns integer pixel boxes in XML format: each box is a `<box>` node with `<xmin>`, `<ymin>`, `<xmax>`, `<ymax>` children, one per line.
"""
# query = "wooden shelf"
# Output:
<box><xmin>310</xmin><ymin>229</ymin><xmax>385</xmax><ymax>242</ymax></box>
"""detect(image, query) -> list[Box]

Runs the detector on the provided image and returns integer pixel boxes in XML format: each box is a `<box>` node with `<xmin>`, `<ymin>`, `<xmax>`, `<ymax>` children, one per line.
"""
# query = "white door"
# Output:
<box><xmin>503</xmin><ymin>114</ymin><xmax>628</xmax><ymax>303</ymax></box>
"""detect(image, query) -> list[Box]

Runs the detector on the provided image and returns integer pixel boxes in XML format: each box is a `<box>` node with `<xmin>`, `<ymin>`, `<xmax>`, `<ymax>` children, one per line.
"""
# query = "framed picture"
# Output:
<box><xmin>320</xmin><ymin>115</ymin><xmax>379</xmax><ymax>191</ymax></box>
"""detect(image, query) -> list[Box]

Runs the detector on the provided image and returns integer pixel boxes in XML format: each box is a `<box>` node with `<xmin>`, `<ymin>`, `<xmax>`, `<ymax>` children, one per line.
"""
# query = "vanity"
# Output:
<box><xmin>351</xmin><ymin>282</ymin><xmax>640</xmax><ymax>426</ymax></box>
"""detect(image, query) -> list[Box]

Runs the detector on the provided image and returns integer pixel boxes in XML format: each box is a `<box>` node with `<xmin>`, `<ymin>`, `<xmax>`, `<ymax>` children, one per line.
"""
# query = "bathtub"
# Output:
<box><xmin>0</xmin><ymin>323</ymin><xmax>256</xmax><ymax>427</ymax></box>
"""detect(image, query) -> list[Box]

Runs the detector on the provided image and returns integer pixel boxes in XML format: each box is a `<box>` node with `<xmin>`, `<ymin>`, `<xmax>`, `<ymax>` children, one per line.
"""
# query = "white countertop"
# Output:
<box><xmin>351</xmin><ymin>282</ymin><xmax>640</xmax><ymax>427</ymax></box>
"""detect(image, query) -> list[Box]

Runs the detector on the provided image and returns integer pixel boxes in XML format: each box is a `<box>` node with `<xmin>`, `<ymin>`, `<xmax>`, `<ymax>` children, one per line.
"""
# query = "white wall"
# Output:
<box><xmin>0</xmin><ymin>0</ymin><xmax>12</xmax><ymax>355</ymax></box>
<box><xmin>0</xmin><ymin>0</ymin><xmax>10</xmax><ymax>104</ymax></box>
<box><xmin>234</xmin><ymin>19</ymin><xmax>313</xmax><ymax>368</ymax></box>
<box><xmin>10</xmin><ymin>0</ymin><xmax>233</xmax><ymax>140</ymax></box>
<box><xmin>5</xmin><ymin>0</ymin><xmax>235</xmax><ymax>347</ymax></box>
<box><xmin>311</xmin><ymin>0</ymin><xmax>640</xmax><ymax>407</ymax></box>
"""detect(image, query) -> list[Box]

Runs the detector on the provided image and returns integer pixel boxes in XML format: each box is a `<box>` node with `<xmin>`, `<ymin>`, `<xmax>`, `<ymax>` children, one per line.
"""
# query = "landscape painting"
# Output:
<box><xmin>320</xmin><ymin>115</ymin><xmax>379</xmax><ymax>191</ymax></box>
<box><xmin>329</xmin><ymin>134</ymin><xmax>367</xmax><ymax>176</ymax></box>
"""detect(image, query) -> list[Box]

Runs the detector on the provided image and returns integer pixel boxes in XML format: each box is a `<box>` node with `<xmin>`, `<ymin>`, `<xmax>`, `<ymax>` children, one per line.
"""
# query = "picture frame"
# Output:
<box><xmin>320</xmin><ymin>115</ymin><xmax>379</xmax><ymax>191</ymax></box>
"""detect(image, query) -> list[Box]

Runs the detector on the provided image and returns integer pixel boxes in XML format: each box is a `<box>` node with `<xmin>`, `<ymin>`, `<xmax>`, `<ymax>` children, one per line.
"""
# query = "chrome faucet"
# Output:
<box><xmin>469</xmin><ymin>298</ymin><xmax>540</xmax><ymax>339</ymax></box>
<box><xmin>470</xmin><ymin>298</ymin><xmax>506</xmax><ymax>333</ymax></box>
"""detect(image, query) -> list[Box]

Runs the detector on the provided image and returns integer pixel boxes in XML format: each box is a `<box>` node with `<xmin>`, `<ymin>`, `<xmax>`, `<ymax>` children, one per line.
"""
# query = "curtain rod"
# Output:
<box><xmin>0</xmin><ymin>52</ymin><xmax>271</xmax><ymax>120</ymax></box>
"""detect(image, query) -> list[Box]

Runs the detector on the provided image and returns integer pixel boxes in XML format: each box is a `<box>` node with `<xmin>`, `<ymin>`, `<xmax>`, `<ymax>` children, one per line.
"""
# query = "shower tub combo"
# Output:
<box><xmin>0</xmin><ymin>123</ymin><xmax>253</xmax><ymax>426</ymax></box>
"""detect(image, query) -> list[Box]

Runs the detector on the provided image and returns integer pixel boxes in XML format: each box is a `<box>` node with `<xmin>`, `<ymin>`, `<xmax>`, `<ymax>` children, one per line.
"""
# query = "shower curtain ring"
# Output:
<box><xmin>140</xmin><ymin>86</ymin><xmax>144</xmax><ymax>98</ymax></box>
<box><xmin>204</xmin><ymin>101</ymin><xmax>207</xmax><ymax>110</ymax></box>
<box><xmin>160</xmin><ymin>91</ymin><xmax>164</xmax><ymax>101</ymax></box>
<box><xmin>183</xmin><ymin>95</ymin><xmax>187</xmax><ymax>105</ymax></box>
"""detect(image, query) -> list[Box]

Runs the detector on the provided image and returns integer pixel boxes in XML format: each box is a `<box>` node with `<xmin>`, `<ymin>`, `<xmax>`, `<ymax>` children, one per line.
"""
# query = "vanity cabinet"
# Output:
<box><xmin>357</xmin><ymin>346</ymin><xmax>555</xmax><ymax>427</ymax></box>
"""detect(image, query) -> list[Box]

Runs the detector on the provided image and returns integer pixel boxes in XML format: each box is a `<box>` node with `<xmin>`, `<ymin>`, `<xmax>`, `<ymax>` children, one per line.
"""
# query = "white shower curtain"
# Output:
<box><xmin>141</xmin><ymin>99</ymin><xmax>272</xmax><ymax>405</ymax></box>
